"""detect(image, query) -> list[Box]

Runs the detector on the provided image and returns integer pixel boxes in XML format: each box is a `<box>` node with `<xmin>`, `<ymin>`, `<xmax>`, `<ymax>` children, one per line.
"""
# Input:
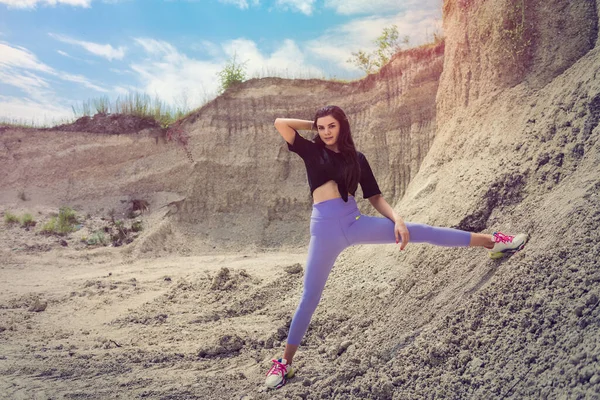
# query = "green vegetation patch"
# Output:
<box><xmin>347</xmin><ymin>25</ymin><xmax>410</xmax><ymax>75</ymax></box>
<box><xmin>4</xmin><ymin>212</ymin><xmax>19</xmax><ymax>224</ymax></box>
<box><xmin>86</xmin><ymin>231</ymin><xmax>109</xmax><ymax>246</ymax></box>
<box><xmin>72</xmin><ymin>92</ymin><xmax>191</xmax><ymax>129</ymax></box>
<box><xmin>41</xmin><ymin>207</ymin><xmax>78</xmax><ymax>235</ymax></box>
<box><xmin>131</xmin><ymin>221</ymin><xmax>143</xmax><ymax>232</ymax></box>
<box><xmin>217</xmin><ymin>53</ymin><xmax>248</xmax><ymax>94</ymax></box>
<box><xmin>40</xmin><ymin>217</ymin><xmax>57</xmax><ymax>234</ymax></box>
<box><xmin>20</xmin><ymin>213</ymin><xmax>36</xmax><ymax>227</ymax></box>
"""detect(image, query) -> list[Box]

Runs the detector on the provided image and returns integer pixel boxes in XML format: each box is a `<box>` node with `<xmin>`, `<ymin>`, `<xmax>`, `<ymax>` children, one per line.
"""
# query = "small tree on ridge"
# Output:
<box><xmin>348</xmin><ymin>25</ymin><xmax>410</xmax><ymax>75</ymax></box>
<box><xmin>217</xmin><ymin>53</ymin><xmax>248</xmax><ymax>94</ymax></box>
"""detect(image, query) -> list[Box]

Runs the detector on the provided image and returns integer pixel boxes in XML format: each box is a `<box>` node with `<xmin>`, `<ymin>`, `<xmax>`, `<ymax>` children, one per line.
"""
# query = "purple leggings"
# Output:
<box><xmin>287</xmin><ymin>196</ymin><xmax>472</xmax><ymax>345</ymax></box>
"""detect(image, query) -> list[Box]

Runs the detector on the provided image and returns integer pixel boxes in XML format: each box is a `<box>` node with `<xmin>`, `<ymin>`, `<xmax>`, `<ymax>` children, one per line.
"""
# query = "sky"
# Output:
<box><xmin>0</xmin><ymin>0</ymin><xmax>442</xmax><ymax>124</ymax></box>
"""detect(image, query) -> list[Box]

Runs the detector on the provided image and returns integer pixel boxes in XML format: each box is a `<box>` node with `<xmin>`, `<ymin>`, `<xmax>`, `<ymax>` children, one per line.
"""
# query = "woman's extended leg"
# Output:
<box><xmin>345</xmin><ymin>214</ymin><xmax>473</xmax><ymax>247</ymax></box>
<box><xmin>344</xmin><ymin>214</ymin><xmax>526</xmax><ymax>255</ymax></box>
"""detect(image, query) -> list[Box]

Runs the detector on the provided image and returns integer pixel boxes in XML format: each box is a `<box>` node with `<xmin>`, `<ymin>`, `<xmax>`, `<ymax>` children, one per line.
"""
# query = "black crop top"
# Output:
<box><xmin>287</xmin><ymin>130</ymin><xmax>382</xmax><ymax>202</ymax></box>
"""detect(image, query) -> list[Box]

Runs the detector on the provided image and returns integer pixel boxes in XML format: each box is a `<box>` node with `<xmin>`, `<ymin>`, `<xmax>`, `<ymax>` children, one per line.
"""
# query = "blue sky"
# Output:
<box><xmin>0</xmin><ymin>0</ymin><xmax>441</xmax><ymax>124</ymax></box>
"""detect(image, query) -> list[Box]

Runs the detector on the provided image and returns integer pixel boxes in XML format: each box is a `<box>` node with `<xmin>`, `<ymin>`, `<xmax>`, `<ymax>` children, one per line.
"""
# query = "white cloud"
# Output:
<box><xmin>57</xmin><ymin>49</ymin><xmax>95</xmax><ymax>64</ymax></box>
<box><xmin>133</xmin><ymin>37</ymin><xmax>178</xmax><ymax>57</ymax></box>
<box><xmin>0</xmin><ymin>42</ymin><xmax>107</xmax><ymax>92</ymax></box>
<box><xmin>130</xmin><ymin>36</ymin><xmax>324</xmax><ymax>110</ymax></box>
<box><xmin>0</xmin><ymin>0</ymin><xmax>91</xmax><ymax>8</ymax></box>
<box><xmin>109</xmin><ymin>67</ymin><xmax>132</xmax><ymax>75</ymax></box>
<box><xmin>275</xmin><ymin>0</ymin><xmax>314</xmax><ymax>15</ymax></box>
<box><xmin>61</xmin><ymin>72</ymin><xmax>108</xmax><ymax>92</ymax></box>
<box><xmin>113</xmin><ymin>84</ymin><xmax>137</xmax><ymax>95</ymax></box>
<box><xmin>223</xmin><ymin>37</ymin><xmax>323</xmax><ymax>78</ymax></box>
<box><xmin>0</xmin><ymin>0</ymin><xmax>128</xmax><ymax>8</ymax></box>
<box><xmin>190</xmin><ymin>40</ymin><xmax>221</xmax><ymax>58</ymax></box>
<box><xmin>324</xmin><ymin>0</ymin><xmax>440</xmax><ymax>15</ymax></box>
<box><xmin>306</xmin><ymin>8</ymin><xmax>441</xmax><ymax>72</ymax></box>
<box><xmin>0</xmin><ymin>44</ymin><xmax>57</xmax><ymax>106</ymax></box>
<box><xmin>0</xmin><ymin>42</ymin><xmax>54</xmax><ymax>73</ymax></box>
<box><xmin>0</xmin><ymin>69</ymin><xmax>50</xmax><ymax>95</ymax></box>
<box><xmin>218</xmin><ymin>0</ymin><xmax>259</xmax><ymax>10</ymax></box>
<box><xmin>49</xmin><ymin>33</ymin><xmax>126</xmax><ymax>61</ymax></box>
<box><xmin>132</xmin><ymin>38</ymin><xmax>221</xmax><ymax>107</ymax></box>
<box><xmin>0</xmin><ymin>42</ymin><xmax>108</xmax><ymax>122</ymax></box>
<box><xmin>0</xmin><ymin>95</ymin><xmax>73</xmax><ymax>124</ymax></box>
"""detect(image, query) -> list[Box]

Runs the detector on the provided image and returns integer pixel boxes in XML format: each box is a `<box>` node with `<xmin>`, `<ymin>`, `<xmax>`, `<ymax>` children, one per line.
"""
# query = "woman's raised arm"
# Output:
<box><xmin>274</xmin><ymin>118</ymin><xmax>314</xmax><ymax>145</ymax></box>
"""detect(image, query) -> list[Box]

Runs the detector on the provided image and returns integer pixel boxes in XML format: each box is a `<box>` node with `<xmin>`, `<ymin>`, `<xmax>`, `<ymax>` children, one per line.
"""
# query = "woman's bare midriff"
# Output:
<box><xmin>312</xmin><ymin>180</ymin><xmax>353</xmax><ymax>204</ymax></box>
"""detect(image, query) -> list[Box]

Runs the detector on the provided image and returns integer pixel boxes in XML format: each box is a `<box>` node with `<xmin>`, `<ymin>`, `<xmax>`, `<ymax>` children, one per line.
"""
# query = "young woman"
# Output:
<box><xmin>265</xmin><ymin>105</ymin><xmax>527</xmax><ymax>389</ymax></box>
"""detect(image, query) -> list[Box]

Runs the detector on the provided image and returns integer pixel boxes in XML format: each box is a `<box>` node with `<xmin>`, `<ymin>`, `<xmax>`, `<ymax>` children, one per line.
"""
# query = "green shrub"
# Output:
<box><xmin>4</xmin><ymin>212</ymin><xmax>19</xmax><ymax>224</ymax></box>
<box><xmin>72</xmin><ymin>91</ymin><xmax>192</xmax><ymax>129</ymax></box>
<box><xmin>113</xmin><ymin>220</ymin><xmax>128</xmax><ymax>241</ymax></box>
<box><xmin>87</xmin><ymin>231</ymin><xmax>108</xmax><ymax>246</ymax></box>
<box><xmin>41</xmin><ymin>217</ymin><xmax>57</xmax><ymax>234</ymax></box>
<box><xmin>347</xmin><ymin>25</ymin><xmax>410</xmax><ymax>75</ymax></box>
<box><xmin>132</xmin><ymin>221</ymin><xmax>143</xmax><ymax>232</ymax></box>
<box><xmin>217</xmin><ymin>53</ymin><xmax>248</xmax><ymax>94</ymax></box>
<box><xmin>93</xmin><ymin>95</ymin><xmax>110</xmax><ymax>114</ymax></box>
<box><xmin>56</xmin><ymin>207</ymin><xmax>78</xmax><ymax>234</ymax></box>
<box><xmin>40</xmin><ymin>207</ymin><xmax>78</xmax><ymax>235</ymax></box>
<box><xmin>20</xmin><ymin>213</ymin><xmax>36</xmax><ymax>227</ymax></box>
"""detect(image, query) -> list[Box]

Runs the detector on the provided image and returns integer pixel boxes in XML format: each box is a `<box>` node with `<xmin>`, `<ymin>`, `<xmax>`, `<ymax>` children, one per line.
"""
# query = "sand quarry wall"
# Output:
<box><xmin>165</xmin><ymin>44</ymin><xmax>444</xmax><ymax>249</ymax></box>
<box><xmin>0</xmin><ymin>43</ymin><xmax>444</xmax><ymax>252</ymax></box>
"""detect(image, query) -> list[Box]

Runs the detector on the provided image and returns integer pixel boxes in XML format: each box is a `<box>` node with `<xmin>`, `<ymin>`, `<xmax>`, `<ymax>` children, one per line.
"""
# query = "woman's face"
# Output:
<box><xmin>316</xmin><ymin>115</ymin><xmax>341</xmax><ymax>147</ymax></box>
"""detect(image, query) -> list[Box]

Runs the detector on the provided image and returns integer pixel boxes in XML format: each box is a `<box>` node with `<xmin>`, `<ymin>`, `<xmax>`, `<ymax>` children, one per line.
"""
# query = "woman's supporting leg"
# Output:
<box><xmin>345</xmin><ymin>214</ymin><xmax>472</xmax><ymax>247</ymax></box>
<box><xmin>283</xmin><ymin>343</ymin><xmax>299</xmax><ymax>365</ymax></box>
<box><xmin>285</xmin><ymin>235</ymin><xmax>345</xmax><ymax>364</ymax></box>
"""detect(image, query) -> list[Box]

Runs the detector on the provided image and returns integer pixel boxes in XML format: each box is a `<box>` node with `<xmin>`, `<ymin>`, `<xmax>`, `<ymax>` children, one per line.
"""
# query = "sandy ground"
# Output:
<box><xmin>0</xmin><ymin>241</ymin><xmax>311</xmax><ymax>399</ymax></box>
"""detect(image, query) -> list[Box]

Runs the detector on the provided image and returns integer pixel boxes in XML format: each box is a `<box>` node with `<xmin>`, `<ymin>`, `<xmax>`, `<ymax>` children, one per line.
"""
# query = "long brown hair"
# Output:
<box><xmin>313</xmin><ymin>105</ymin><xmax>361</xmax><ymax>195</ymax></box>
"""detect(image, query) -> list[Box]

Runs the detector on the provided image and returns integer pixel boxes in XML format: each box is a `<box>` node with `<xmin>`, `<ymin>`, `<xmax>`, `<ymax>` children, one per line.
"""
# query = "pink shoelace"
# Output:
<box><xmin>266</xmin><ymin>359</ymin><xmax>288</xmax><ymax>376</ymax></box>
<box><xmin>493</xmin><ymin>232</ymin><xmax>514</xmax><ymax>243</ymax></box>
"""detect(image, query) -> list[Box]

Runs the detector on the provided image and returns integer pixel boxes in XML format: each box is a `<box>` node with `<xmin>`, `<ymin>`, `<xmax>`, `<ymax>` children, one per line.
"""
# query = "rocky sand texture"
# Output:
<box><xmin>1</xmin><ymin>0</ymin><xmax>600</xmax><ymax>398</ymax></box>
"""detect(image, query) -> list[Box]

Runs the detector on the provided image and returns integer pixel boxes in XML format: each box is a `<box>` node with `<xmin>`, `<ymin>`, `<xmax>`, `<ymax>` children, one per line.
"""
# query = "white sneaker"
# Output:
<box><xmin>264</xmin><ymin>358</ymin><xmax>295</xmax><ymax>389</ymax></box>
<box><xmin>489</xmin><ymin>232</ymin><xmax>528</xmax><ymax>259</ymax></box>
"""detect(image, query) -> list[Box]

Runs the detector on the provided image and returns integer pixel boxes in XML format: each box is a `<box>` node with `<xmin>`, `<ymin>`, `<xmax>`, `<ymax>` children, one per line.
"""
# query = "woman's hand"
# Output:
<box><xmin>367</xmin><ymin>194</ymin><xmax>409</xmax><ymax>250</ymax></box>
<box><xmin>395</xmin><ymin>219</ymin><xmax>410</xmax><ymax>250</ymax></box>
